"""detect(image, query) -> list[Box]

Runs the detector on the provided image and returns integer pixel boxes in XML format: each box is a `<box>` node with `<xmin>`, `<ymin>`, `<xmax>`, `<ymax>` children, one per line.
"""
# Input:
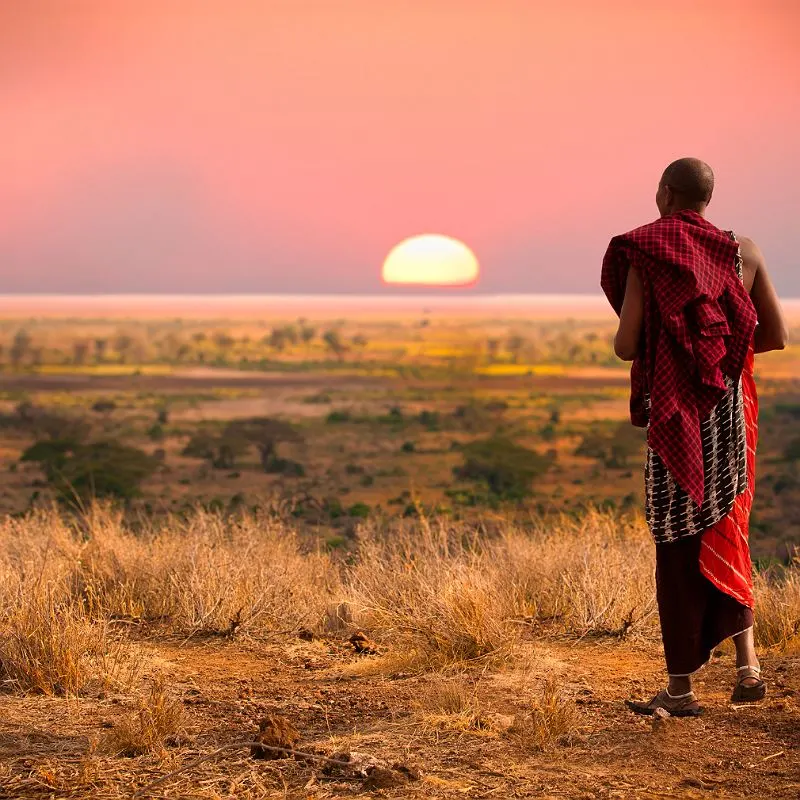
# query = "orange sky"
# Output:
<box><xmin>1</xmin><ymin>0</ymin><xmax>798</xmax><ymax>294</ymax></box>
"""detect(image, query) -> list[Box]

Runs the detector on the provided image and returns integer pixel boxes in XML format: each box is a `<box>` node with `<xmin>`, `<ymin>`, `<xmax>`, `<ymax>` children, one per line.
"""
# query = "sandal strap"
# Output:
<box><xmin>737</xmin><ymin>665</ymin><xmax>761</xmax><ymax>673</ymax></box>
<box><xmin>665</xmin><ymin>689</ymin><xmax>695</xmax><ymax>701</ymax></box>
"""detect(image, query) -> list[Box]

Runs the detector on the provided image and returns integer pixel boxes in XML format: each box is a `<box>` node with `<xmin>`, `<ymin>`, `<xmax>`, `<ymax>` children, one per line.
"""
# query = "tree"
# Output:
<box><xmin>575</xmin><ymin>423</ymin><xmax>644</xmax><ymax>468</ymax></box>
<box><xmin>454</xmin><ymin>436</ymin><xmax>551</xmax><ymax>499</ymax></box>
<box><xmin>485</xmin><ymin>338</ymin><xmax>502</xmax><ymax>362</ymax></box>
<box><xmin>21</xmin><ymin>440</ymin><xmax>158</xmax><ymax>505</ymax></box>
<box><xmin>323</xmin><ymin>330</ymin><xmax>347</xmax><ymax>361</ymax></box>
<box><xmin>113</xmin><ymin>333</ymin><xmax>136</xmax><ymax>363</ymax></box>
<box><xmin>300</xmin><ymin>325</ymin><xmax>316</xmax><ymax>345</ymax></box>
<box><xmin>268</xmin><ymin>328</ymin><xmax>289</xmax><ymax>351</ymax></box>
<box><xmin>72</xmin><ymin>340</ymin><xmax>90</xmax><ymax>366</ymax></box>
<box><xmin>784</xmin><ymin>438</ymin><xmax>800</xmax><ymax>462</ymax></box>
<box><xmin>94</xmin><ymin>338</ymin><xmax>108</xmax><ymax>362</ymax></box>
<box><xmin>181</xmin><ymin>429</ymin><xmax>249</xmax><ymax>469</ymax></box>
<box><xmin>10</xmin><ymin>329</ymin><xmax>32</xmax><ymax>367</ymax></box>
<box><xmin>506</xmin><ymin>334</ymin><xmax>526</xmax><ymax>364</ymax></box>
<box><xmin>13</xmin><ymin>402</ymin><xmax>90</xmax><ymax>441</ymax></box>
<box><xmin>226</xmin><ymin>418</ymin><xmax>303</xmax><ymax>472</ymax></box>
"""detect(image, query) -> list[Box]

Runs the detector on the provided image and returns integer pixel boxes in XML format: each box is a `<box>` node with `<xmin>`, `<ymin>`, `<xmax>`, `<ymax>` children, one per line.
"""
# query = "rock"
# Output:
<box><xmin>362</xmin><ymin>766</ymin><xmax>405</xmax><ymax>790</ymax></box>
<box><xmin>391</xmin><ymin>762</ymin><xmax>421</xmax><ymax>782</ymax></box>
<box><xmin>484</xmin><ymin>713</ymin><xmax>516</xmax><ymax>733</ymax></box>
<box><xmin>323</xmin><ymin>750</ymin><xmax>387</xmax><ymax>777</ymax></box>
<box><xmin>250</xmin><ymin>714</ymin><xmax>301</xmax><ymax>760</ymax></box>
<box><xmin>322</xmin><ymin>751</ymin><xmax>420</xmax><ymax>789</ymax></box>
<box><xmin>348</xmin><ymin>631</ymin><xmax>379</xmax><ymax>655</ymax></box>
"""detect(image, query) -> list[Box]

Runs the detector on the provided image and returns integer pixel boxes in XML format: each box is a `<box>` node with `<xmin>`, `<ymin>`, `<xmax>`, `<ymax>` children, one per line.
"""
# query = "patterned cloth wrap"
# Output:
<box><xmin>602</xmin><ymin>213</ymin><xmax>759</xmax><ymax>608</ymax></box>
<box><xmin>601</xmin><ymin>210</ymin><xmax>757</xmax><ymax>507</ymax></box>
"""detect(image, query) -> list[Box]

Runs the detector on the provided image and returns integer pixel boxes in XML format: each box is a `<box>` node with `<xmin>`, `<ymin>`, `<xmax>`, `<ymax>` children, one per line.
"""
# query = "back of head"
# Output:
<box><xmin>659</xmin><ymin>158</ymin><xmax>715</xmax><ymax>212</ymax></box>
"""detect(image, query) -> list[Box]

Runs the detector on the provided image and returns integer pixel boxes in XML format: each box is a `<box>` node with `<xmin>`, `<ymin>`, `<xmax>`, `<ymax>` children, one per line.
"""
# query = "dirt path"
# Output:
<box><xmin>0</xmin><ymin>634</ymin><xmax>797</xmax><ymax>798</ymax></box>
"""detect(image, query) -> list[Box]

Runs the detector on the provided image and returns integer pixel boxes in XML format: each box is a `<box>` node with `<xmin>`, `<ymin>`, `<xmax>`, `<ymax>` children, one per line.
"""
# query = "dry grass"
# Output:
<box><xmin>0</xmin><ymin>594</ymin><xmax>133</xmax><ymax>696</ymax></box>
<box><xmin>753</xmin><ymin>566</ymin><xmax>800</xmax><ymax>650</ymax></box>
<box><xmin>102</xmin><ymin>677</ymin><xmax>185</xmax><ymax>757</ymax></box>
<box><xmin>345</xmin><ymin>510</ymin><xmax>659</xmax><ymax>670</ymax></box>
<box><xmin>0</xmin><ymin>505</ymin><xmax>797</xmax><ymax>701</ymax></box>
<box><xmin>507</xmin><ymin>679</ymin><xmax>581</xmax><ymax>752</ymax></box>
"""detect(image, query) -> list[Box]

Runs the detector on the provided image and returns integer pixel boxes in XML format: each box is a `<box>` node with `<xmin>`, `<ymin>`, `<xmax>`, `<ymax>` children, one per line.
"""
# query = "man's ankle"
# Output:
<box><xmin>667</xmin><ymin>678</ymin><xmax>692</xmax><ymax>696</ymax></box>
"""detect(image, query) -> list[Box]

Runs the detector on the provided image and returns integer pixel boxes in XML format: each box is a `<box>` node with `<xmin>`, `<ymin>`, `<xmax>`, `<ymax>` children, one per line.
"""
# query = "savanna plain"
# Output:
<box><xmin>0</xmin><ymin>296</ymin><xmax>798</xmax><ymax>799</ymax></box>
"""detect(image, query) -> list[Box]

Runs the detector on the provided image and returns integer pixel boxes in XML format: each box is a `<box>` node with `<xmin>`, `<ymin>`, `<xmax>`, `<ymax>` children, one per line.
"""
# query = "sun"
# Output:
<box><xmin>382</xmin><ymin>234</ymin><xmax>479</xmax><ymax>287</ymax></box>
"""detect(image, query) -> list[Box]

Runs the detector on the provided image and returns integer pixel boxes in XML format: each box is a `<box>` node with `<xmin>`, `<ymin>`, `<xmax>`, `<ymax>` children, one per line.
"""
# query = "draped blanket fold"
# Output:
<box><xmin>601</xmin><ymin>210</ymin><xmax>757</xmax><ymax>507</ymax></box>
<box><xmin>699</xmin><ymin>345</ymin><xmax>757</xmax><ymax>609</ymax></box>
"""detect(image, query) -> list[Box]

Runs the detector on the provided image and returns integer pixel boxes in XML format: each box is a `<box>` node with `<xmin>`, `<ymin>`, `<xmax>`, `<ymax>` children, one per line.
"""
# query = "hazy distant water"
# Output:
<box><xmin>0</xmin><ymin>293</ymin><xmax>617</xmax><ymax>319</ymax></box>
<box><xmin>1</xmin><ymin>293</ymin><xmax>797</xmax><ymax>320</ymax></box>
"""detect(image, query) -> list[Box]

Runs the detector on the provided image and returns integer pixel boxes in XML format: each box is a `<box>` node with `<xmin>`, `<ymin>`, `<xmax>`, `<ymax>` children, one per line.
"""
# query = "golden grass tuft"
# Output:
<box><xmin>753</xmin><ymin>566</ymin><xmax>800</xmax><ymax>650</ymax></box>
<box><xmin>0</xmin><ymin>592</ymin><xmax>135</xmax><ymax>696</ymax></box>
<box><xmin>102</xmin><ymin>677</ymin><xmax>185</xmax><ymax>757</ymax></box>
<box><xmin>0</xmin><ymin>505</ymin><xmax>797</xmax><ymax>697</ymax></box>
<box><xmin>507</xmin><ymin>680</ymin><xmax>581</xmax><ymax>752</ymax></box>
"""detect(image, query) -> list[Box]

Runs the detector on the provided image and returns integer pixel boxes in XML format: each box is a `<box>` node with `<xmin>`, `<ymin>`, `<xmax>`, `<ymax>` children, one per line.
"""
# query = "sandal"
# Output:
<box><xmin>731</xmin><ymin>666</ymin><xmax>766</xmax><ymax>703</ymax></box>
<box><xmin>626</xmin><ymin>689</ymin><xmax>703</xmax><ymax>718</ymax></box>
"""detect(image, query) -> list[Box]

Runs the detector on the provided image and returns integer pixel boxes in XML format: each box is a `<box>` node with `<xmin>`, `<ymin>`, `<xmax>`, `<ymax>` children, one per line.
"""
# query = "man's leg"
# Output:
<box><xmin>732</xmin><ymin>627</ymin><xmax>766</xmax><ymax>699</ymax></box>
<box><xmin>733</xmin><ymin>627</ymin><xmax>759</xmax><ymax>674</ymax></box>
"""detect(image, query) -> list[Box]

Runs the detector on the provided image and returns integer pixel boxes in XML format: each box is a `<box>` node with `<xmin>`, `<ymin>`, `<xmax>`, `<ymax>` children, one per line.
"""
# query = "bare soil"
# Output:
<box><xmin>1</xmin><ymin>635</ymin><xmax>797</xmax><ymax>799</ymax></box>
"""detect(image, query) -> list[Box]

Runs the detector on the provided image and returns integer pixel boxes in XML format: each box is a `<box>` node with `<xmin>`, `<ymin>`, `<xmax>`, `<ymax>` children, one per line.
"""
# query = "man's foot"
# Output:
<box><xmin>731</xmin><ymin>666</ymin><xmax>766</xmax><ymax>703</ymax></box>
<box><xmin>626</xmin><ymin>689</ymin><xmax>703</xmax><ymax>717</ymax></box>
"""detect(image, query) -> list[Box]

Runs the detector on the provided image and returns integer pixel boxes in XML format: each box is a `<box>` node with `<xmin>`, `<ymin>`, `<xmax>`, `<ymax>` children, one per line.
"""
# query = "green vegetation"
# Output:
<box><xmin>21</xmin><ymin>439</ymin><xmax>157</xmax><ymax>504</ymax></box>
<box><xmin>454</xmin><ymin>436</ymin><xmax>552</xmax><ymax>500</ymax></box>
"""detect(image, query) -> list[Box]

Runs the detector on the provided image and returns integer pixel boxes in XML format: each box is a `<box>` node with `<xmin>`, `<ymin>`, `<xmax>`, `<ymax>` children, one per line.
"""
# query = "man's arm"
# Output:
<box><xmin>614</xmin><ymin>266</ymin><xmax>644</xmax><ymax>361</ymax></box>
<box><xmin>740</xmin><ymin>237</ymin><xmax>789</xmax><ymax>354</ymax></box>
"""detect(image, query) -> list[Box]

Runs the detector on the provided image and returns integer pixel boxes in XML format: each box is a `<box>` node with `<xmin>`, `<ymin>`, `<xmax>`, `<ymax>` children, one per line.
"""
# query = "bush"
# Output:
<box><xmin>264</xmin><ymin>457</ymin><xmax>305</xmax><ymax>477</ymax></box>
<box><xmin>21</xmin><ymin>440</ymin><xmax>158</xmax><ymax>504</ymax></box>
<box><xmin>348</xmin><ymin>502</ymin><xmax>371</xmax><ymax>519</ymax></box>
<box><xmin>575</xmin><ymin>423</ymin><xmax>645</xmax><ymax>468</ymax></box>
<box><xmin>454</xmin><ymin>436</ymin><xmax>551</xmax><ymax>499</ymax></box>
<box><xmin>103</xmin><ymin>678</ymin><xmax>185</xmax><ymax>756</ymax></box>
<box><xmin>326</xmin><ymin>409</ymin><xmax>352</xmax><ymax>424</ymax></box>
<box><xmin>401</xmin><ymin>441</ymin><xmax>416</xmax><ymax>453</ymax></box>
<box><xmin>0</xmin><ymin>594</ymin><xmax>133</xmax><ymax>695</ymax></box>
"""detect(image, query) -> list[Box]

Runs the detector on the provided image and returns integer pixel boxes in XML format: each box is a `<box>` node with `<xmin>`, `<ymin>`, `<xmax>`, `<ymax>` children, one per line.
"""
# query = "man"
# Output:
<box><xmin>602</xmin><ymin>158</ymin><xmax>788</xmax><ymax>716</ymax></box>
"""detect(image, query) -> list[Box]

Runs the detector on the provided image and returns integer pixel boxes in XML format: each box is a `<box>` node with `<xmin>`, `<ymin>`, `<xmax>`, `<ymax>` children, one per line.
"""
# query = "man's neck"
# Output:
<box><xmin>671</xmin><ymin>205</ymin><xmax>706</xmax><ymax>217</ymax></box>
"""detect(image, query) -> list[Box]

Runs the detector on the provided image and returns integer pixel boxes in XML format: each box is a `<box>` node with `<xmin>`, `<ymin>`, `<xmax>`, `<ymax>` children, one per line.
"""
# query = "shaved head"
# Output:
<box><xmin>655</xmin><ymin>157</ymin><xmax>715</xmax><ymax>217</ymax></box>
<box><xmin>660</xmin><ymin>158</ymin><xmax>715</xmax><ymax>206</ymax></box>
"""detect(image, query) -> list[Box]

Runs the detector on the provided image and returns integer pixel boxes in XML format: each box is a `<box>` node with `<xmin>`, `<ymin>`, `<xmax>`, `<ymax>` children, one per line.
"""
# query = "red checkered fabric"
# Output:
<box><xmin>601</xmin><ymin>211</ymin><xmax>757</xmax><ymax>506</ymax></box>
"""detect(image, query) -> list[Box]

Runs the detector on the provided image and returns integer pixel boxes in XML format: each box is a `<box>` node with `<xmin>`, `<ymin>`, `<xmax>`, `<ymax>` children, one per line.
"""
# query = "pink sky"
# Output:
<box><xmin>1</xmin><ymin>0</ymin><xmax>798</xmax><ymax>295</ymax></box>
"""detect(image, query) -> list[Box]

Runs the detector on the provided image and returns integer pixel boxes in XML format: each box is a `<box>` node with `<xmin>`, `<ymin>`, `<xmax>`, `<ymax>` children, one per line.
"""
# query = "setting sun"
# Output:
<box><xmin>382</xmin><ymin>234</ymin><xmax>479</xmax><ymax>287</ymax></box>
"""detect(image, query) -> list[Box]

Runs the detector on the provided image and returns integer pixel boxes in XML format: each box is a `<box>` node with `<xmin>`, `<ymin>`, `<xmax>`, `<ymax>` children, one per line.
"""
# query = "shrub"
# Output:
<box><xmin>264</xmin><ymin>457</ymin><xmax>305</xmax><ymax>477</ymax></box>
<box><xmin>418</xmin><ymin>410</ymin><xmax>441</xmax><ymax>430</ymax></box>
<box><xmin>21</xmin><ymin>440</ymin><xmax>158</xmax><ymax>504</ymax></box>
<box><xmin>103</xmin><ymin>678</ymin><xmax>185</xmax><ymax>756</ymax></box>
<box><xmin>454</xmin><ymin>436</ymin><xmax>551</xmax><ymax>499</ymax></box>
<box><xmin>508</xmin><ymin>681</ymin><xmax>580</xmax><ymax>752</ymax></box>
<box><xmin>348</xmin><ymin>502</ymin><xmax>371</xmax><ymax>519</ymax></box>
<box><xmin>0</xmin><ymin>595</ymin><xmax>134</xmax><ymax>696</ymax></box>
<box><xmin>575</xmin><ymin>423</ymin><xmax>644</xmax><ymax>468</ymax></box>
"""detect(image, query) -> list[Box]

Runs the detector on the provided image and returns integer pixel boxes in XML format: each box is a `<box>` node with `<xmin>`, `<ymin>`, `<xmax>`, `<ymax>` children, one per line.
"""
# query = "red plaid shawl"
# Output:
<box><xmin>601</xmin><ymin>211</ymin><xmax>757</xmax><ymax>506</ymax></box>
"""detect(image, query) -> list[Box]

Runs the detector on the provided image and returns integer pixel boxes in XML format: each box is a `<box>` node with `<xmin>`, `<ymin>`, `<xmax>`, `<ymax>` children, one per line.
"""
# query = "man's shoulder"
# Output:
<box><xmin>736</xmin><ymin>235</ymin><xmax>764</xmax><ymax>266</ymax></box>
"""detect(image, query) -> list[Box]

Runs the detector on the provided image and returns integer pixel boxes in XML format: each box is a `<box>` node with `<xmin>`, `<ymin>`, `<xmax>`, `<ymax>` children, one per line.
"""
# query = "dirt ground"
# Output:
<box><xmin>1</xmin><ymin>634</ymin><xmax>797</xmax><ymax>799</ymax></box>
